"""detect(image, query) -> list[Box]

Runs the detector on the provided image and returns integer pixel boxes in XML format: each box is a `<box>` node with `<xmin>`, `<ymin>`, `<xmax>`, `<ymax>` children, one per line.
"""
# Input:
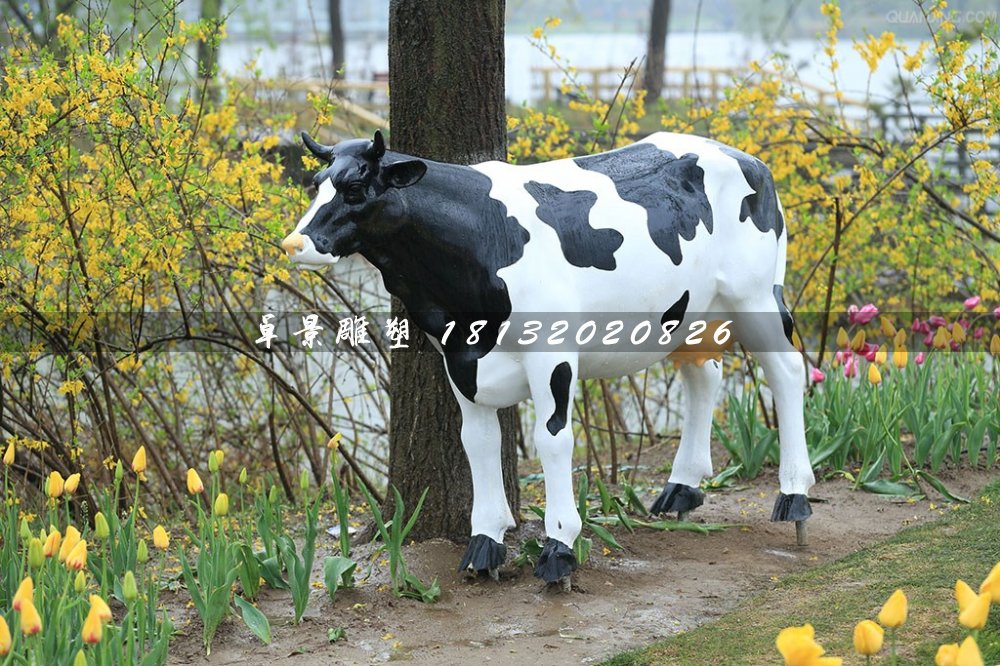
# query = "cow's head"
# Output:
<box><xmin>280</xmin><ymin>130</ymin><xmax>427</xmax><ymax>268</ymax></box>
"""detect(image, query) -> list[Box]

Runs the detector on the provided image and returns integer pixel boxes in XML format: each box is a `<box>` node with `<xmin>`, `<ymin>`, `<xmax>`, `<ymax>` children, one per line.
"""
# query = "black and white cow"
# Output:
<box><xmin>281</xmin><ymin>130</ymin><xmax>814</xmax><ymax>585</ymax></box>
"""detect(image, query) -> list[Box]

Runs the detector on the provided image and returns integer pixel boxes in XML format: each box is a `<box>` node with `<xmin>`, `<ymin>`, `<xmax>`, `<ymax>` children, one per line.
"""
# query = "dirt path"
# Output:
<box><xmin>167</xmin><ymin>468</ymin><xmax>995</xmax><ymax>665</ymax></box>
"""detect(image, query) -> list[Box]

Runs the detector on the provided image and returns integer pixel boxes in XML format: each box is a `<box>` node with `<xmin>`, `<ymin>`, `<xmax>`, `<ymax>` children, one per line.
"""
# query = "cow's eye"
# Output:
<box><xmin>343</xmin><ymin>183</ymin><xmax>365</xmax><ymax>204</ymax></box>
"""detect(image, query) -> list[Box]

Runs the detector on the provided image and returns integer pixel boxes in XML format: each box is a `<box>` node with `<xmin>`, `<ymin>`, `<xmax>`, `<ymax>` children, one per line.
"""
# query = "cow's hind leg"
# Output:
<box><xmin>651</xmin><ymin>359</ymin><xmax>722</xmax><ymax>519</ymax></box>
<box><xmin>455</xmin><ymin>396</ymin><xmax>516</xmax><ymax>578</ymax></box>
<box><xmin>731</xmin><ymin>298</ymin><xmax>815</xmax><ymax>544</ymax></box>
<box><xmin>527</xmin><ymin>356</ymin><xmax>582</xmax><ymax>586</ymax></box>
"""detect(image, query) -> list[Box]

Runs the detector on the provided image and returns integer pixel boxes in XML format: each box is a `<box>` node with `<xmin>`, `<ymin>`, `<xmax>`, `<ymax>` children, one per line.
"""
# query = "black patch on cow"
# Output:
<box><xmin>660</xmin><ymin>289</ymin><xmax>690</xmax><ymax>327</ymax></box>
<box><xmin>533</xmin><ymin>538</ymin><xmax>577</xmax><ymax>583</ymax></box>
<box><xmin>771</xmin><ymin>493</ymin><xmax>812</xmax><ymax>522</ymax></box>
<box><xmin>718</xmin><ymin>145</ymin><xmax>784</xmax><ymax>237</ymax></box>
<box><xmin>355</xmin><ymin>159</ymin><xmax>531</xmax><ymax>403</ymax></box>
<box><xmin>575</xmin><ymin>143</ymin><xmax>713</xmax><ymax>265</ymax></box>
<box><xmin>546</xmin><ymin>362</ymin><xmax>572</xmax><ymax>436</ymax></box>
<box><xmin>523</xmin><ymin>181</ymin><xmax>624</xmax><ymax>270</ymax></box>
<box><xmin>773</xmin><ymin>285</ymin><xmax>794</xmax><ymax>344</ymax></box>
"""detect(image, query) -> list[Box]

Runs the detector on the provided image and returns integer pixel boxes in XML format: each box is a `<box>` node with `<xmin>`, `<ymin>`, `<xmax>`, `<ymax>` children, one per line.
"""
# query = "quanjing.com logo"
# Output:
<box><xmin>885</xmin><ymin>9</ymin><xmax>998</xmax><ymax>25</ymax></box>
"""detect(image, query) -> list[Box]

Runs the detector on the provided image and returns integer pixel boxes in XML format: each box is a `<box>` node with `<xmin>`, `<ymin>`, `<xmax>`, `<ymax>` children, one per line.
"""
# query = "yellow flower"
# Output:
<box><xmin>980</xmin><ymin>561</ymin><xmax>1000</xmax><ymax>602</ymax></box>
<box><xmin>853</xmin><ymin>619</ymin><xmax>883</xmax><ymax>656</ymax></box>
<box><xmin>81</xmin><ymin>606</ymin><xmax>103</xmax><ymax>644</ymax></box>
<box><xmin>991</xmin><ymin>334</ymin><xmax>1000</xmax><ymax>356</ymax></box>
<box><xmin>531</xmin><ymin>26</ymin><xmax>543</xmax><ymax>39</ymax></box>
<box><xmin>776</xmin><ymin>624</ymin><xmax>842</xmax><ymax>666</ymax></box>
<box><xmin>208</xmin><ymin>450</ymin><xmax>220</xmax><ymax>472</ymax></box>
<box><xmin>880</xmin><ymin>318</ymin><xmax>896</xmax><ymax>338</ymax></box>
<box><xmin>892</xmin><ymin>347</ymin><xmax>908</xmax><ymax>369</ymax></box>
<box><xmin>42</xmin><ymin>529</ymin><xmax>61</xmax><ymax>557</ymax></box>
<box><xmin>851</xmin><ymin>330</ymin><xmax>866</xmax><ymax>352</ymax></box>
<box><xmin>89</xmin><ymin>594</ymin><xmax>112</xmax><ymax>622</ymax></box>
<box><xmin>868</xmin><ymin>364</ymin><xmax>882</xmax><ymax>385</ymax></box>
<box><xmin>122</xmin><ymin>571</ymin><xmax>138</xmax><ymax>603</ymax></box>
<box><xmin>94</xmin><ymin>512</ymin><xmax>110</xmax><ymax>540</ymax></box>
<box><xmin>327</xmin><ymin>432</ymin><xmax>342</xmax><ymax>450</ymax></box>
<box><xmin>59</xmin><ymin>525</ymin><xmax>81</xmax><ymax>562</ymax></box>
<box><xmin>74</xmin><ymin>649</ymin><xmax>86</xmax><ymax>666</ymax></box>
<box><xmin>131</xmin><ymin>446</ymin><xmax>146</xmax><ymax>474</ymax></box>
<box><xmin>137</xmin><ymin>539</ymin><xmax>149</xmax><ymax>564</ymax></box>
<box><xmin>74</xmin><ymin>570</ymin><xmax>86</xmax><ymax>593</ymax></box>
<box><xmin>878</xmin><ymin>589</ymin><xmax>908</xmax><ymax>628</ymax></box>
<box><xmin>955</xmin><ymin>579</ymin><xmax>977</xmax><ymax>612</ymax></box>
<box><xmin>875</xmin><ymin>344</ymin><xmax>887</xmax><ymax>364</ymax></box>
<box><xmin>956</xmin><ymin>635</ymin><xmax>983</xmax><ymax>666</ymax></box>
<box><xmin>65</xmin><ymin>539</ymin><xmax>88</xmax><ymax>571</ymax></box>
<box><xmin>0</xmin><ymin>615</ymin><xmax>11</xmax><ymax>656</ymax></box>
<box><xmin>64</xmin><ymin>473</ymin><xmax>81</xmax><ymax>494</ymax></box>
<box><xmin>2</xmin><ymin>440</ymin><xmax>14</xmax><ymax>466</ymax></box>
<box><xmin>893</xmin><ymin>329</ymin><xmax>906</xmax><ymax>347</ymax></box>
<box><xmin>952</xmin><ymin>323</ymin><xmax>966</xmax><ymax>344</ymax></box>
<box><xmin>836</xmin><ymin>327</ymin><xmax>849</xmax><ymax>348</ymax></box>
<box><xmin>152</xmin><ymin>524</ymin><xmax>170</xmax><ymax>550</ymax></box>
<box><xmin>958</xmin><ymin>591</ymin><xmax>991</xmax><ymax>630</ymax></box>
<box><xmin>27</xmin><ymin>538</ymin><xmax>44</xmax><ymax>569</ymax></box>
<box><xmin>186</xmin><ymin>468</ymin><xmax>204</xmax><ymax>494</ymax></box>
<box><xmin>936</xmin><ymin>643</ymin><xmax>959</xmax><ymax>666</ymax></box>
<box><xmin>19</xmin><ymin>598</ymin><xmax>42</xmax><ymax>636</ymax></box>
<box><xmin>47</xmin><ymin>470</ymin><xmax>65</xmax><ymax>498</ymax></box>
<box><xmin>214</xmin><ymin>492</ymin><xmax>229</xmax><ymax>516</ymax></box>
<box><xmin>12</xmin><ymin>577</ymin><xmax>33</xmax><ymax>611</ymax></box>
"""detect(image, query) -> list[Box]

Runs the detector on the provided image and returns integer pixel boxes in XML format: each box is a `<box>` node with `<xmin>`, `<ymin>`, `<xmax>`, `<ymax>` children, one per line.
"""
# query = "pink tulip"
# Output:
<box><xmin>963</xmin><ymin>296</ymin><xmax>980</xmax><ymax>310</ymax></box>
<box><xmin>864</xmin><ymin>347</ymin><xmax>878</xmax><ymax>362</ymax></box>
<box><xmin>834</xmin><ymin>349</ymin><xmax>849</xmax><ymax>366</ymax></box>
<box><xmin>928</xmin><ymin>315</ymin><xmax>947</xmax><ymax>328</ymax></box>
<box><xmin>848</xmin><ymin>303</ymin><xmax>879</xmax><ymax>325</ymax></box>
<box><xmin>911</xmin><ymin>318</ymin><xmax>922</xmax><ymax>332</ymax></box>
<box><xmin>994</xmin><ymin>306</ymin><xmax>1000</xmax><ymax>319</ymax></box>
<box><xmin>923</xmin><ymin>331</ymin><xmax>935</xmax><ymax>347</ymax></box>
<box><xmin>973</xmin><ymin>327</ymin><xmax>985</xmax><ymax>340</ymax></box>
<box><xmin>844</xmin><ymin>356</ymin><xmax>858</xmax><ymax>378</ymax></box>
<box><xmin>958</xmin><ymin>318</ymin><xmax>970</xmax><ymax>330</ymax></box>
<box><xmin>915</xmin><ymin>351</ymin><xmax>926</xmax><ymax>365</ymax></box>
<box><xmin>810</xmin><ymin>368</ymin><xmax>826</xmax><ymax>383</ymax></box>
<box><xmin>920</xmin><ymin>321</ymin><xmax>930</xmax><ymax>334</ymax></box>
<box><xmin>951</xmin><ymin>341</ymin><xmax>961</xmax><ymax>352</ymax></box>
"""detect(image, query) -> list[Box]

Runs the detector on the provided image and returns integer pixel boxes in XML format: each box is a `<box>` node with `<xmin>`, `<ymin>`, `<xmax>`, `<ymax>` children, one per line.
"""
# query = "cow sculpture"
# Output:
<box><xmin>281</xmin><ymin>130</ymin><xmax>815</xmax><ymax>585</ymax></box>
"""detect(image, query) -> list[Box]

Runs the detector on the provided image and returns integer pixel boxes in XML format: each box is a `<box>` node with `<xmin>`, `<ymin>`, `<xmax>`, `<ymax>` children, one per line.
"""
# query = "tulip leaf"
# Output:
<box><xmin>860</xmin><ymin>479</ymin><xmax>922</xmax><ymax>498</ymax></box>
<box><xmin>323</xmin><ymin>556</ymin><xmax>357</xmax><ymax>601</ymax></box>
<box><xmin>915</xmin><ymin>470</ymin><xmax>970</xmax><ymax>503</ymax></box>
<box><xmin>235</xmin><ymin>595</ymin><xmax>272</xmax><ymax>645</ymax></box>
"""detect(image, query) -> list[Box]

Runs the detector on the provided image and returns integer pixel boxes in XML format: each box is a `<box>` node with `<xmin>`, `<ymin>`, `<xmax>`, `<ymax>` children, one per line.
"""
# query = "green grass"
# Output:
<box><xmin>603</xmin><ymin>479</ymin><xmax>1000</xmax><ymax>665</ymax></box>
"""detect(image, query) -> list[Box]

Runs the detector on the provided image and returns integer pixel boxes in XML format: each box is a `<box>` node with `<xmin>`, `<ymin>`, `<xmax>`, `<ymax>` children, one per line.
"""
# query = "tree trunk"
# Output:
<box><xmin>328</xmin><ymin>0</ymin><xmax>345</xmax><ymax>79</ymax></box>
<box><xmin>386</xmin><ymin>0</ymin><xmax>519</xmax><ymax>542</ymax></box>
<box><xmin>197</xmin><ymin>0</ymin><xmax>223</xmax><ymax>103</ymax></box>
<box><xmin>644</xmin><ymin>0</ymin><xmax>671</xmax><ymax>101</ymax></box>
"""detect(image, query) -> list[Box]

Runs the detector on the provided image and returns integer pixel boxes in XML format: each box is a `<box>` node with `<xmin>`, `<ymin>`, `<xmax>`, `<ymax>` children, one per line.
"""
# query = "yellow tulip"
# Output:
<box><xmin>12</xmin><ymin>576</ymin><xmax>33</xmax><ymax>611</ymax></box>
<box><xmin>74</xmin><ymin>650</ymin><xmax>86</xmax><ymax>666</ymax></box>
<box><xmin>239</xmin><ymin>467</ymin><xmax>248</xmax><ymax>485</ymax></box>
<box><xmin>64</xmin><ymin>472</ymin><xmax>81</xmax><ymax>494</ymax></box>
<box><xmin>955</xmin><ymin>579</ymin><xmax>977</xmax><ymax>612</ymax></box>
<box><xmin>958</xmin><ymin>591</ymin><xmax>991</xmax><ymax>630</ymax></box>
<box><xmin>3</xmin><ymin>440</ymin><xmax>14</xmax><ymax>466</ymax></box>
<box><xmin>956</xmin><ymin>635</ymin><xmax>983</xmax><ymax>666</ymax></box>
<box><xmin>131</xmin><ymin>446</ymin><xmax>147</xmax><ymax>474</ymax></box>
<box><xmin>208</xmin><ymin>450</ymin><xmax>219</xmax><ymax>472</ymax></box>
<box><xmin>991</xmin><ymin>334</ymin><xmax>1000</xmax><ymax>356</ymax></box>
<box><xmin>933</xmin><ymin>326</ymin><xmax>951</xmax><ymax>349</ymax></box>
<box><xmin>0</xmin><ymin>615</ymin><xmax>11</xmax><ymax>656</ymax></box>
<box><xmin>94</xmin><ymin>512</ymin><xmax>110</xmax><ymax>540</ymax></box>
<box><xmin>868</xmin><ymin>363</ymin><xmax>882</xmax><ymax>385</ymax></box>
<box><xmin>122</xmin><ymin>571</ymin><xmax>138</xmax><ymax>603</ymax></box>
<box><xmin>892</xmin><ymin>347</ymin><xmax>908</xmax><ymax>369</ymax></box>
<box><xmin>74</xmin><ymin>570</ymin><xmax>86</xmax><ymax>593</ymax></box>
<box><xmin>47</xmin><ymin>470</ymin><xmax>65</xmax><ymax>498</ymax></box>
<box><xmin>65</xmin><ymin>539</ymin><xmax>88</xmax><ymax>571</ymax></box>
<box><xmin>137</xmin><ymin>538</ymin><xmax>149</xmax><ymax>564</ymax></box>
<box><xmin>89</xmin><ymin>594</ymin><xmax>112</xmax><ymax>622</ymax></box>
<box><xmin>852</xmin><ymin>619</ymin><xmax>883</xmax><ymax>656</ymax></box>
<box><xmin>19</xmin><ymin>598</ymin><xmax>42</xmax><ymax>636</ymax></box>
<box><xmin>776</xmin><ymin>624</ymin><xmax>842</xmax><ymax>665</ymax></box>
<box><xmin>851</xmin><ymin>330</ymin><xmax>866</xmax><ymax>352</ymax></box>
<box><xmin>875</xmin><ymin>344</ymin><xmax>887</xmax><ymax>364</ymax></box>
<box><xmin>980</xmin><ymin>563</ymin><xmax>1000</xmax><ymax>603</ymax></box>
<box><xmin>952</xmin><ymin>323</ymin><xmax>966</xmax><ymax>344</ymax></box>
<box><xmin>936</xmin><ymin>643</ymin><xmax>959</xmax><ymax>666</ymax></box>
<box><xmin>878</xmin><ymin>589</ymin><xmax>908</xmax><ymax>628</ymax></box>
<box><xmin>836</xmin><ymin>327</ymin><xmax>849</xmax><ymax>348</ymax></box>
<box><xmin>186</xmin><ymin>468</ymin><xmax>204</xmax><ymax>494</ymax></box>
<box><xmin>880</xmin><ymin>318</ymin><xmax>896</xmax><ymax>338</ymax></box>
<box><xmin>152</xmin><ymin>524</ymin><xmax>170</xmax><ymax>550</ymax></box>
<box><xmin>214</xmin><ymin>449</ymin><xmax>224</xmax><ymax>465</ymax></box>
<box><xmin>27</xmin><ymin>538</ymin><xmax>44</xmax><ymax>569</ymax></box>
<box><xmin>893</xmin><ymin>329</ymin><xmax>906</xmax><ymax>347</ymax></box>
<box><xmin>81</xmin><ymin>606</ymin><xmax>103</xmax><ymax>644</ymax></box>
<box><xmin>59</xmin><ymin>525</ymin><xmax>81</xmax><ymax>562</ymax></box>
<box><xmin>214</xmin><ymin>492</ymin><xmax>229</xmax><ymax>516</ymax></box>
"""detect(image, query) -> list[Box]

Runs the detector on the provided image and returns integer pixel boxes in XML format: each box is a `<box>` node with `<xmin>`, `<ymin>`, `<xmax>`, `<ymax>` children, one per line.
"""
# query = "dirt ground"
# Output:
<box><xmin>166</xmin><ymin>466</ymin><xmax>997</xmax><ymax>666</ymax></box>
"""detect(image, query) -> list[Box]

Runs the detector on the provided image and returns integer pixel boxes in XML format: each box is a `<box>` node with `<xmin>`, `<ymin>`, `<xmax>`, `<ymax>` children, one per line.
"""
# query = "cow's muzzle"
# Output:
<box><xmin>280</xmin><ymin>232</ymin><xmax>339</xmax><ymax>268</ymax></box>
<box><xmin>281</xmin><ymin>232</ymin><xmax>306</xmax><ymax>257</ymax></box>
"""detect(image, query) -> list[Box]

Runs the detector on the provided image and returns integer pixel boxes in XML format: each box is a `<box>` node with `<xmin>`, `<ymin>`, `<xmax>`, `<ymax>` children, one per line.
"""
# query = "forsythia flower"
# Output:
<box><xmin>186</xmin><ymin>468</ymin><xmax>204</xmax><ymax>494</ymax></box>
<box><xmin>19</xmin><ymin>598</ymin><xmax>42</xmax><ymax>636</ymax></box>
<box><xmin>853</xmin><ymin>619</ymin><xmax>884</xmax><ymax>656</ymax></box>
<box><xmin>131</xmin><ymin>446</ymin><xmax>147</xmax><ymax>475</ymax></box>
<box><xmin>214</xmin><ymin>492</ymin><xmax>229</xmax><ymax>516</ymax></box>
<box><xmin>878</xmin><ymin>589</ymin><xmax>908</xmax><ymax>627</ymax></box>
<box><xmin>64</xmin><ymin>472</ymin><xmax>81</xmax><ymax>494</ymax></box>
<box><xmin>153</xmin><ymin>524</ymin><xmax>170</xmax><ymax>549</ymax></box>
<box><xmin>47</xmin><ymin>470</ymin><xmax>65</xmax><ymax>498</ymax></box>
<box><xmin>65</xmin><ymin>539</ymin><xmax>88</xmax><ymax>570</ymax></box>
<box><xmin>958</xmin><ymin>591</ymin><xmax>991</xmax><ymax>630</ymax></box>
<box><xmin>13</xmin><ymin>577</ymin><xmax>33</xmax><ymax>611</ymax></box>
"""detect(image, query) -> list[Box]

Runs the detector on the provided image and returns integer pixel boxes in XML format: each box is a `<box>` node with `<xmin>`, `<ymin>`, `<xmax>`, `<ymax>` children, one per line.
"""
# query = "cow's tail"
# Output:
<box><xmin>772</xmin><ymin>196</ymin><xmax>794</xmax><ymax>344</ymax></box>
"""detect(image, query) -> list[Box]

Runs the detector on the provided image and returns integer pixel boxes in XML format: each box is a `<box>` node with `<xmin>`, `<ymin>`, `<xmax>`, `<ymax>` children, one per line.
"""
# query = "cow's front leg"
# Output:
<box><xmin>651</xmin><ymin>359</ymin><xmax>722</xmax><ymax>519</ymax></box>
<box><xmin>527</xmin><ymin>357</ymin><xmax>582</xmax><ymax>585</ymax></box>
<box><xmin>454</xmin><ymin>396</ymin><xmax>516</xmax><ymax>578</ymax></box>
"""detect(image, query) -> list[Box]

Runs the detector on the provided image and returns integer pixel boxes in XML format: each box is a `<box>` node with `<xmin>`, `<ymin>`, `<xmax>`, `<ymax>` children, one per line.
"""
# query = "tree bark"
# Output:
<box><xmin>197</xmin><ymin>0</ymin><xmax>223</xmax><ymax>103</ymax></box>
<box><xmin>328</xmin><ymin>0</ymin><xmax>345</xmax><ymax>79</ymax></box>
<box><xmin>386</xmin><ymin>0</ymin><xmax>519</xmax><ymax>542</ymax></box>
<box><xmin>644</xmin><ymin>0</ymin><xmax>672</xmax><ymax>101</ymax></box>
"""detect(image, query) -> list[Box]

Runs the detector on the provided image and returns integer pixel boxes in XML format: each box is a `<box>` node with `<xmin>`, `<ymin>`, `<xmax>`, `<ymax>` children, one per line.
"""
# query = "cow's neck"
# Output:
<box><xmin>359</xmin><ymin>159</ymin><xmax>530</xmax><ymax>342</ymax></box>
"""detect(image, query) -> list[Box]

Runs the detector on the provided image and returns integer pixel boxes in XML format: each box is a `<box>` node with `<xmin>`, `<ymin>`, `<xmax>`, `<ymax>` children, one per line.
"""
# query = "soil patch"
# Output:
<box><xmin>166</xmin><ymin>466</ymin><xmax>995</xmax><ymax>665</ymax></box>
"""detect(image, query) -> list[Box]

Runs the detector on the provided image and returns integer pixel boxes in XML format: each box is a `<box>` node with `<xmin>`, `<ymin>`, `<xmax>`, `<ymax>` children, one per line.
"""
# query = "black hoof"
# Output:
<box><xmin>650</xmin><ymin>482</ymin><xmax>705</xmax><ymax>516</ymax></box>
<box><xmin>770</xmin><ymin>493</ymin><xmax>812</xmax><ymax>522</ymax></box>
<box><xmin>533</xmin><ymin>539</ymin><xmax>577</xmax><ymax>584</ymax></box>
<box><xmin>458</xmin><ymin>534</ymin><xmax>507</xmax><ymax>574</ymax></box>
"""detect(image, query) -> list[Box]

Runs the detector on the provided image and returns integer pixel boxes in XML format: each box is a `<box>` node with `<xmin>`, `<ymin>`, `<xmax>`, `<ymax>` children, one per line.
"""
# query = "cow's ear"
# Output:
<box><xmin>381</xmin><ymin>160</ymin><xmax>427</xmax><ymax>189</ymax></box>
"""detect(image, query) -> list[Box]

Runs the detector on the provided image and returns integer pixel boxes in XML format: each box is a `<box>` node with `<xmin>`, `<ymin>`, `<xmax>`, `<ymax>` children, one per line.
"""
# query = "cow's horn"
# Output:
<box><xmin>368</xmin><ymin>130</ymin><xmax>386</xmax><ymax>160</ymax></box>
<box><xmin>301</xmin><ymin>132</ymin><xmax>334</xmax><ymax>161</ymax></box>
